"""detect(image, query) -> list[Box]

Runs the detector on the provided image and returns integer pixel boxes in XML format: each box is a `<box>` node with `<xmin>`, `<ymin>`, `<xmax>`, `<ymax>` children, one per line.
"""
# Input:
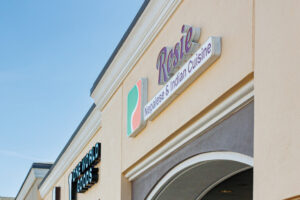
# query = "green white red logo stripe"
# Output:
<box><xmin>127</xmin><ymin>78</ymin><xmax>147</xmax><ymax>137</ymax></box>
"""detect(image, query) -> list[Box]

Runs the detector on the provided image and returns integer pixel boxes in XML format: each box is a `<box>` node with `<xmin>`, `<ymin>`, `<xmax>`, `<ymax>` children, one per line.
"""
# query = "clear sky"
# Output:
<box><xmin>0</xmin><ymin>0</ymin><xmax>143</xmax><ymax>197</ymax></box>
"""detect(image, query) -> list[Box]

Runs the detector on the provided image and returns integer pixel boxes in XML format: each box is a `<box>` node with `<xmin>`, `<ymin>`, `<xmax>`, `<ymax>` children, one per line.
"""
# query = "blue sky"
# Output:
<box><xmin>0</xmin><ymin>0</ymin><xmax>143</xmax><ymax>197</ymax></box>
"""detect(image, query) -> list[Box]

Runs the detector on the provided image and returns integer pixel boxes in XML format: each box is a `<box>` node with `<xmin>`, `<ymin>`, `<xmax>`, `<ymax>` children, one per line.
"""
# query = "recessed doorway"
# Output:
<box><xmin>146</xmin><ymin>152</ymin><xmax>253</xmax><ymax>200</ymax></box>
<box><xmin>202</xmin><ymin>169</ymin><xmax>253</xmax><ymax>200</ymax></box>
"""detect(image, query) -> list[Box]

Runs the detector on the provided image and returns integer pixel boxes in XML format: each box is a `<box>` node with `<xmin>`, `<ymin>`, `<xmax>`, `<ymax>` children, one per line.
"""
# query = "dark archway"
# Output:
<box><xmin>202</xmin><ymin>169</ymin><xmax>253</xmax><ymax>200</ymax></box>
<box><xmin>146</xmin><ymin>152</ymin><xmax>253</xmax><ymax>200</ymax></box>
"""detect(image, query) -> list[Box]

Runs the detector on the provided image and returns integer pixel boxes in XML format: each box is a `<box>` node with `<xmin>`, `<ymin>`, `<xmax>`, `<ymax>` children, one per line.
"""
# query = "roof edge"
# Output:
<box><xmin>90</xmin><ymin>0</ymin><xmax>150</xmax><ymax>95</ymax></box>
<box><xmin>38</xmin><ymin>103</ymin><xmax>96</xmax><ymax>189</ymax></box>
<box><xmin>16</xmin><ymin>162</ymin><xmax>52</xmax><ymax>199</ymax></box>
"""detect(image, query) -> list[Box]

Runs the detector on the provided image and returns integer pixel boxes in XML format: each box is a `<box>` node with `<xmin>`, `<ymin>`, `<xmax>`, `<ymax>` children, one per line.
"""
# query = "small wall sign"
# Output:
<box><xmin>68</xmin><ymin>143</ymin><xmax>101</xmax><ymax>200</ymax></box>
<box><xmin>127</xmin><ymin>78</ymin><xmax>148</xmax><ymax>137</ymax></box>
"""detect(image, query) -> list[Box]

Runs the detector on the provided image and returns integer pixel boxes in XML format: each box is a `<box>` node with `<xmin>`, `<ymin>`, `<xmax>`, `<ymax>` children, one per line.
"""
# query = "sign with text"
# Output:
<box><xmin>68</xmin><ymin>143</ymin><xmax>101</xmax><ymax>200</ymax></box>
<box><xmin>126</xmin><ymin>25</ymin><xmax>221</xmax><ymax>137</ymax></box>
<box><xmin>156</xmin><ymin>25</ymin><xmax>201</xmax><ymax>85</ymax></box>
<box><xmin>144</xmin><ymin>36</ymin><xmax>221</xmax><ymax>121</ymax></box>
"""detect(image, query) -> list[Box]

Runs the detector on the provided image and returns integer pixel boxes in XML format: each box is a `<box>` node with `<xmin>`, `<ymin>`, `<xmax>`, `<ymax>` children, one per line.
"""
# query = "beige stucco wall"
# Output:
<box><xmin>122</xmin><ymin>0</ymin><xmax>254</xmax><ymax>172</ymax></box>
<box><xmin>254</xmin><ymin>0</ymin><xmax>300</xmax><ymax>199</ymax></box>
<box><xmin>42</xmin><ymin>0</ymin><xmax>300</xmax><ymax>199</ymax></box>
<box><xmin>24</xmin><ymin>178</ymin><xmax>43</xmax><ymax>200</ymax></box>
<box><xmin>43</xmin><ymin>88</ymin><xmax>126</xmax><ymax>200</ymax></box>
<box><xmin>42</xmin><ymin>0</ymin><xmax>255</xmax><ymax>199</ymax></box>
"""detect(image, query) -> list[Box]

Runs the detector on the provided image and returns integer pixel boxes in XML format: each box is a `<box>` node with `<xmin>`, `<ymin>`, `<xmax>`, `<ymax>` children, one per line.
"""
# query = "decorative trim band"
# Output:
<box><xmin>146</xmin><ymin>151</ymin><xmax>253</xmax><ymax>200</ymax></box>
<box><xmin>39</xmin><ymin>109</ymin><xmax>102</xmax><ymax>198</ymax></box>
<box><xmin>91</xmin><ymin>0</ymin><xmax>182</xmax><ymax>110</ymax></box>
<box><xmin>124</xmin><ymin>80</ymin><xmax>254</xmax><ymax>181</ymax></box>
<box><xmin>17</xmin><ymin>168</ymin><xmax>49</xmax><ymax>200</ymax></box>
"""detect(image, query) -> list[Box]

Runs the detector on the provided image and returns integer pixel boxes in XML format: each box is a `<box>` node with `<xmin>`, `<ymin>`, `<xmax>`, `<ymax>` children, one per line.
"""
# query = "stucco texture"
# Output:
<box><xmin>43</xmin><ymin>89</ymin><xmax>125</xmax><ymax>200</ymax></box>
<box><xmin>254</xmin><ymin>0</ymin><xmax>300</xmax><ymax>199</ymax></box>
<box><xmin>122</xmin><ymin>0</ymin><xmax>253</xmax><ymax>172</ymax></box>
<box><xmin>24</xmin><ymin>178</ymin><xmax>43</xmax><ymax>200</ymax></box>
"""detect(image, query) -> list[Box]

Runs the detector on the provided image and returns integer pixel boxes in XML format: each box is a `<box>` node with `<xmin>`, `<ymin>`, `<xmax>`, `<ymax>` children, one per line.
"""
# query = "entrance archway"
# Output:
<box><xmin>202</xmin><ymin>168</ymin><xmax>252</xmax><ymax>200</ymax></box>
<box><xmin>146</xmin><ymin>152</ymin><xmax>253</xmax><ymax>200</ymax></box>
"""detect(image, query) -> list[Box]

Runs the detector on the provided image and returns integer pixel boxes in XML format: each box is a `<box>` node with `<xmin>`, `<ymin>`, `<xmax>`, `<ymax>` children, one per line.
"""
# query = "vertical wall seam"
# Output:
<box><xmin>252</xmin><ymin>1</ymin><xmax>256</xmax><ymax>200</ymax></box>
<box><xmin>120</xmin><ymin>83</ymin><xmax>124</xmax><ymax>200</ymax></box>
<box><xmin>252</xmin><ymin>0</ymin><xmax>255</xmax><ymax>72</ymax></box>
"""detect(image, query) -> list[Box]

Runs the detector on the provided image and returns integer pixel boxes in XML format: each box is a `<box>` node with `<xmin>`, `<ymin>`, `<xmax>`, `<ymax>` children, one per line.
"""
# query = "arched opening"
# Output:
<box><xmin>146</xmin><ymin>152</ymin><xmax>253</xmax><ymax>200</ymax></box>
<box><xmin>201</xmin><ymin>168</ymin><xmax>252</xmax><ymax>200</ymax></box>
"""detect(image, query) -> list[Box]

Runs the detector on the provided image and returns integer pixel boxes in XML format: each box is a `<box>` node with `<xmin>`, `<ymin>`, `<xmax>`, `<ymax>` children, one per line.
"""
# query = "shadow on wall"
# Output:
<box><xmin>284</xmin><ymin>196</ymin><xmax>300</xmax><ymax>200</ymax></box>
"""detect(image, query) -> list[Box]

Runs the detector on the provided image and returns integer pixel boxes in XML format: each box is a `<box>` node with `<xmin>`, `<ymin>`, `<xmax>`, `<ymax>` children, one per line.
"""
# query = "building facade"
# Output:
<box><xmin>16</xmin><ymin>163</ymin><xmax>52</xmax><ymax>200</ymax></box>
<box><xmin>17</xmin><ymin>0</ymin><xmax>300</xmax><ymax>199</ymax></box>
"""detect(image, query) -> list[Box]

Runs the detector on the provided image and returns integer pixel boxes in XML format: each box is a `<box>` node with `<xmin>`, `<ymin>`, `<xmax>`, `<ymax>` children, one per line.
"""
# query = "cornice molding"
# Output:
<box><xmin>16</xmin><ymin>169</ymin><xmax>35</xmax><ymax>200</ymax></box>
<box><xmin>124</xmin><ymin>80</ymin><xmax>254</xmax><ymax>181</ymax></box>
<box><xmin>16</xmin><ymin>168</ymin><xmax>49</xmax><ymax>200</ymax></box>
<box><xmin>39</xmin><ymin>0</ymin><xmax>182</xmax><ymax>196</ymax></box>
<box><xmin>39</xmin><ymin>108</ymin><xmax>102</xmax><ymax>198</ymax></box>
<box><xmin>91</xmin><ymin>0</ymin><xmax>182</xmax><ymax>110</ymax></box>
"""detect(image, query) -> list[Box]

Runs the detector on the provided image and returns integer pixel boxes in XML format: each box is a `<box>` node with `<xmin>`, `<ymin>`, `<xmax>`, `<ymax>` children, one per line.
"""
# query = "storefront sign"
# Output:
<box><xmin>156</xmin><ymin>25</ymin><xmax>201</xmax><ymax>85</ymax></box>
<box><xmin>144</xmin><ymin>36</ymin><xmax>221</xmax><ymax>121</ymax></box>
<box><xmin>68</xmin><ymin>143</ymin><xmax>101</xmax><ymax>200</ymax></box>
<box><xmin>127</xmin><ymin>78</ymin><xmax>148</xmax><ymax>137</ymax></box>
<box><xmin>126</xmin><ymin>25</ymin><xmax>221</xmax><ymax>137</ymax></box>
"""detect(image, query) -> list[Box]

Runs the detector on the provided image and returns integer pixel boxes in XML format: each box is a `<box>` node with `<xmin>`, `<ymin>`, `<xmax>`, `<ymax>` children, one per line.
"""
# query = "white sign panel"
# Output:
<box><xmin>144</xmin><ymin>36</ymin><xmax>221</xmax><ymax>121</ymax></box>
